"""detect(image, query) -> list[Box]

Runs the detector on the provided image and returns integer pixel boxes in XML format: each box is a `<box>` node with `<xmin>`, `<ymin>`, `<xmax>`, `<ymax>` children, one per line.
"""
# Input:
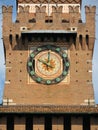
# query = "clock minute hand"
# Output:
<box><xmin>38</xmin><ymin>59</ymin><xmax>46</xmax><ymax>64</ymax></box>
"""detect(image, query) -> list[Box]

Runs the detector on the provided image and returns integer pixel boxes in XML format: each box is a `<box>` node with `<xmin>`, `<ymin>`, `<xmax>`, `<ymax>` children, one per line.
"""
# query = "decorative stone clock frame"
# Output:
<box><xmin>27</xmin><ymin>45</ymin><xmax>70</xmax><ymax>85</ymax></box>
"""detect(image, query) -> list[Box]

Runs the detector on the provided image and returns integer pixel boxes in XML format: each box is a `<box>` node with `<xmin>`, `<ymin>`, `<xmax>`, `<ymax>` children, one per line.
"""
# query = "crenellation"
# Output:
<box><xmin>69</xmin><ymin>5</ymin><xmax>80</xmax><ymax>13</ymax></box>
<box><xmin>18</xmin><ymin>5</ymin><xmax>24</xmax><ymax>13</ymax></box>
<box><xmin>2</xmin><ymin>6</ymin><xmax>13</xmax><ymax>13</ymax></box>
<box><xmin>24</xmin><ymin>5</ymin><xmax>30</xmax><ymax>12</ymax></box>
<box><xmin>35</xmin><ymin>6</ymin><xmax>46</xmax><ymax>22</ymax></box>
<box><xmin>85</xmin><ymin>6</ymin><xmax>96</xmax><ymax>13</ymax></box>
<box><xmin>85</xmin><ymin>6</ymin><xmax>96</xmax><ymax>37</ymax></box>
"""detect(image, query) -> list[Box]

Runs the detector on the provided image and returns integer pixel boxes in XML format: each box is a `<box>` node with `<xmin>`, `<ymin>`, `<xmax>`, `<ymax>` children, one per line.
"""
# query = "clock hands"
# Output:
<box><xmin>38</xmin><ymin>59</ymin><xmax>54</xmax><ymax>68</ymax></box>
<box><xmin>38</xmin><ymin>50</ymin><xmax>56</xmax><ymax>71</ymax></box>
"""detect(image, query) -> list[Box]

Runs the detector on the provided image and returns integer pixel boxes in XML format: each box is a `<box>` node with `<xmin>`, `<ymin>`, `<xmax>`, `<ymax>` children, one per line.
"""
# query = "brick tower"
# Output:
<box><xmin>0</xmin><ymin>0</ymin><xmax>98</xmax><ymax>130</ymax></box>
<box><xmin>2</xmin><ymin>0</ymin><xmax>96</xmax><ymax>105</ymax></box>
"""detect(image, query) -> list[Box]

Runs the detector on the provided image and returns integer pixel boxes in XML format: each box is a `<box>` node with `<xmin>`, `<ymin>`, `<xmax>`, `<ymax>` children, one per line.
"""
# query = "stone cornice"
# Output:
<box><xmin>0</xmin><ymin>105</ymin><xmax>98</xmax><ymax>114</ymax></box>
<box><xmin>17</xmin><ymin>0</ymin><xmax>81</xmax><ymax>4</ymax></box>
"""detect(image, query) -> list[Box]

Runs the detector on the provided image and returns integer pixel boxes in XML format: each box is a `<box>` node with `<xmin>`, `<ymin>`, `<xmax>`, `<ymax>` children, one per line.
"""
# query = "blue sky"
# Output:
<box><xmin>0</xmin><ymin>0</ymin><xmax>98</xmax><ymax>104</ymax></box>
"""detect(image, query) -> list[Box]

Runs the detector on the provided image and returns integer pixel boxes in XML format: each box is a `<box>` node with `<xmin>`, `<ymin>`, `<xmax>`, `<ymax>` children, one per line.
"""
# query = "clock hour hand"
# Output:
<box><xmin>38</xmin><ymin>59</ymin><xmax>53</xmax><ymax>68</ymax></box>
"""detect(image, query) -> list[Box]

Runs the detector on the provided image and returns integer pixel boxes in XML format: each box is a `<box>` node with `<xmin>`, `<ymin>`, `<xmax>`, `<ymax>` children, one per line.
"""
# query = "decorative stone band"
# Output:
<box><xmin>18</xmin><ymin>0</ymin><xmax>81</xmax><ymax>4</ymax></box>
<box><xmin>18</xmin><ymin>4</ymin><xmax>80</xmax><ymax>15</ymax></box>
<box><xmin>0</xmin><ymin>105</ymin><xmax>98</xmax><ymax>113</ymax></box>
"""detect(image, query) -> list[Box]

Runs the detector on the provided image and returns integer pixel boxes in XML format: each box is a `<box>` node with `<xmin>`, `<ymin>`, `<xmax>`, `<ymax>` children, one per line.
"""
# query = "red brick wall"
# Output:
<box><xmin>2</xmin><ymin>5</ymin><xmax>96</xmax><ymax>105</ymax></box>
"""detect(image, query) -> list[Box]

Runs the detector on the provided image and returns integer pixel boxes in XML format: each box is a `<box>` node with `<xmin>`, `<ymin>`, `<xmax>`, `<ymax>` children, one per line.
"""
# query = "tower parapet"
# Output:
<box><xmin>2</xmin><ymin>4</ymin><xmax>96</xmax><ymax>51</ymax></box>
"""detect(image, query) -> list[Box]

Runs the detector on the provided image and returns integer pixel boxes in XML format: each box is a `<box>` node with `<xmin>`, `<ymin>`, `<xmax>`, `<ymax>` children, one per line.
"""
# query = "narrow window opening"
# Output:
<box><xmin>86</xmin><ymin>35</ymin><xmax>89</xmax><ymax>46</ymax></box>
<box><xmin>50</xmin><ymin>19</ymin><xmax>53</xmax><ymax>23</ymax></box>
<box><xmin>72</xmin><ymin>34</ymin><xmax>76</xmax><ymax>47</ymax></box>
<box><xmin>62</xmin><ymin>19</ymin><xmax>69</xmax><ymax>23</ymax></box>
<box><xmin>15</xmin><ymin>20</ymin><xmax>20</xmax><ymax>23</ymax></box>
<box><xmin>45</xmin><ymin>20</ymin><xmax>48</xmax><ymax>23</ymax></box>
<box><xmin>3</xmin><ymin>44</ymin><xmax>6</xmax><ymax>61</ymax></box>
<box><xmin>78</xmin><ymin>19</ymin><xmax>82</xmax><ymax>23</ymax></box>
<box><xmin>9</xmin><ymin>34</ymin><xmax>13</xmax><ymax>46</ymax></box>
<box><xmin>29</xmin><ymin>18</ymin><xmax>36</xmax><ymax>23</ymax></box>
<box><xmin>45</xmin><ymin>19</ymin><xmax>53</xmax><ymax>23</ymax></box>
<box><xmin>79</xmin><ymin>35</ymin><xmax>82</xmax><ymax>47</ymax></box>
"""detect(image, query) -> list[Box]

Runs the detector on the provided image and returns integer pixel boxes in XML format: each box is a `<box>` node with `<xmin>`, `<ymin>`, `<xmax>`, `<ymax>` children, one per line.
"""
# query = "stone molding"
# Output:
<box><xmin>0</xmin><ymin>105</ymin><xmax>98</xmax><ymax>113</ymax></box>
<box><xmin>18</xmin><ymin>0</ymin><xmax>81</xmax><ymax>4</ymax></box>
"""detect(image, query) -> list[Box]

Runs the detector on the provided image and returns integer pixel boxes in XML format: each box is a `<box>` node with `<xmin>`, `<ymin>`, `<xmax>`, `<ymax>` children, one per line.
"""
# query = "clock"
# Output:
<box><xmin>27</xmin><ymin>45</ymin><xmax>70</xmax><ymax>85</ymax></box>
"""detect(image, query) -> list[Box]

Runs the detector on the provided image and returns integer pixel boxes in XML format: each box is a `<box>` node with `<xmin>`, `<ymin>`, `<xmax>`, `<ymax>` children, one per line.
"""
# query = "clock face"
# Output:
<box><xmin>35</xmin><ymin>50</ymin><xmax>63</xmax><ymax>79</ymax></box>
<box><xmin>27</xmin><ymin>45</ymin><xmax>70</xmax><ymax>85</ymax></box>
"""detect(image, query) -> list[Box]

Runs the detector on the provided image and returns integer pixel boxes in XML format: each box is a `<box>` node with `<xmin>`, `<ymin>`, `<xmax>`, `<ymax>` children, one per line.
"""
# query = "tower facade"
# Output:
<box><xmin>2</xmin><ymin>0</ymin><xmax>96</xmax><ymax>105</ymax></box>
<box><xmin>1</xmin><ymin>1</ymin><xmax>98</xmax><ymax>130</ymax></box>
